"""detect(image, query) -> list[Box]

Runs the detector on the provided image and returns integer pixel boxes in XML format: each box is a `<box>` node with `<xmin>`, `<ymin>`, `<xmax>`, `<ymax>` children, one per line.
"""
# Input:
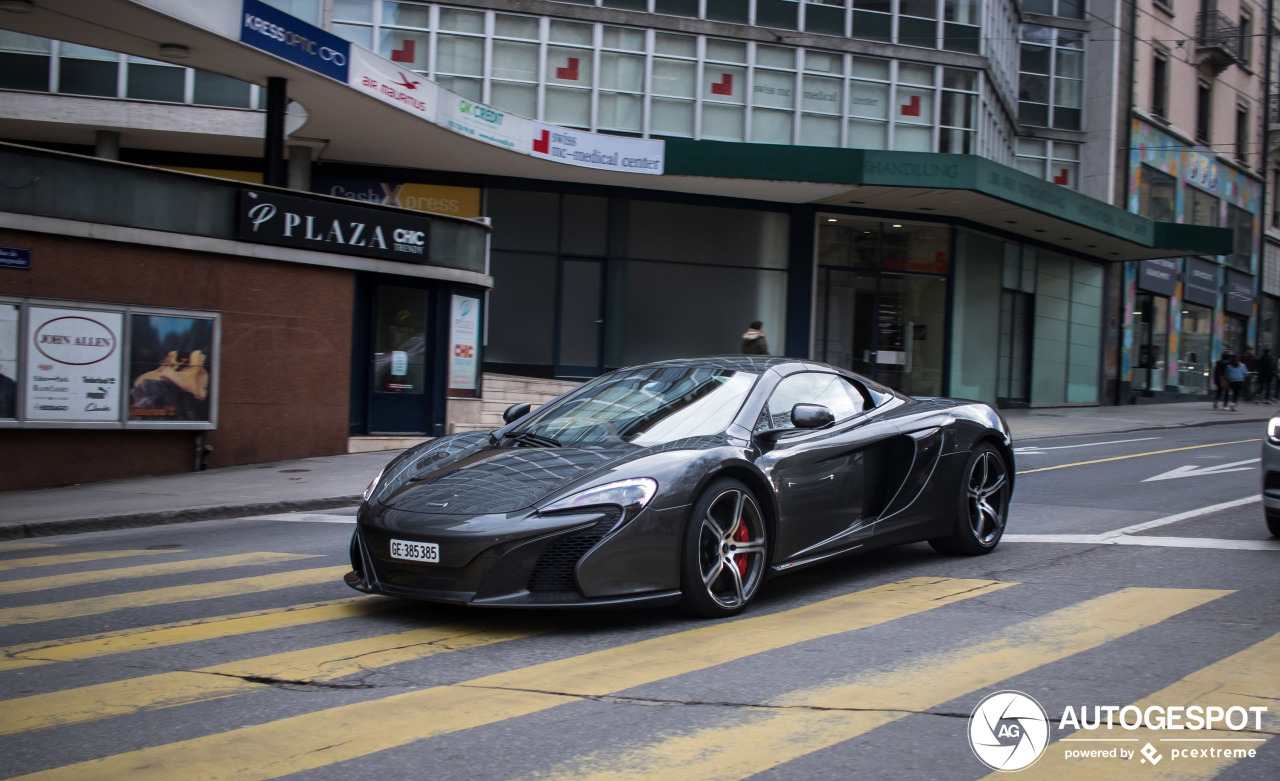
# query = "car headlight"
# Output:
<box><xmin>539</xmin><ymin>478</ymin><xmax>658</xmax><ymax>516</ymax></box>
<box><xmin>1268</xmin><ymin>417</ymin><xmax>1280</xmax><ymax>445</ymax></box>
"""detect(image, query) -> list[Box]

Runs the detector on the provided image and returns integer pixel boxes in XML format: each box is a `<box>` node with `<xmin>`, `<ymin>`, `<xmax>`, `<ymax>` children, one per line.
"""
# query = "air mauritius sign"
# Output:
<box><xmin>530</xmin><ymin>122</ymin><xmax>664</xmax><ymax>175</ymax></box>
<box><xmin>348</xmin><ymin>46</ymin><xmax>437</xmax><ymax>120</ymax></box>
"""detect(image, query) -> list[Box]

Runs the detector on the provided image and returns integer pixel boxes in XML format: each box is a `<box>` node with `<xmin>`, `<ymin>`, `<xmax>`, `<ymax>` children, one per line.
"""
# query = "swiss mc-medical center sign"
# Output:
<box><xmin>240</xmin><ymin>0</ymin><xmax>349</xmax><ymax>82</ymax></box>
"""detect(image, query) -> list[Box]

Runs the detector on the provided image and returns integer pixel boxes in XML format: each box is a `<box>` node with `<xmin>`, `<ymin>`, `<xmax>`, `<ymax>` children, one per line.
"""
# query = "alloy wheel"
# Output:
<box><xmin>697</xmin><ymin>488</ymin><xmax>767</xmax><ymax>609</ymax></box>
<box><xmin>966</xmin><ymin>449</ymin><xmax>1009</xmax><ymax>545</ymax></box>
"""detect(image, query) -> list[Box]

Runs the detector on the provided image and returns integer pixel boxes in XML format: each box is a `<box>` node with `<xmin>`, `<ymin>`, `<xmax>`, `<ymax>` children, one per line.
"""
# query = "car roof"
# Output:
<box><xmin>622</xmin><ymin>356</ymin><xmax>901</xmax><ymax>398</ymax></box>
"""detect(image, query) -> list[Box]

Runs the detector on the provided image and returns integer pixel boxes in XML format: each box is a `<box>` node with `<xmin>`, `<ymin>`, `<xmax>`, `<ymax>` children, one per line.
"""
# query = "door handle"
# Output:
<box><xmin>905</xmin><ymin>321</ymin><xmax>914</xmax><ymax>373</ymax></box>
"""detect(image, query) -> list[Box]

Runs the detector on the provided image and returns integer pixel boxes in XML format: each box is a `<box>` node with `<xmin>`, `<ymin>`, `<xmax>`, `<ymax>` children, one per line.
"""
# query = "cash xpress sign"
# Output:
<box><xmin>237</xmin><ymin>190</ymin><xmax>431</xmax><ymax>263</ymax></box>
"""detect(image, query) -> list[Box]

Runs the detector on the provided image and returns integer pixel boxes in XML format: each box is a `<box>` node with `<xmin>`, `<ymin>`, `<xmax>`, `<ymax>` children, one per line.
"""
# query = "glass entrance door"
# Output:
<box><xmin>369</xmin><ymin>285</ymin><xmax>432</xmax><ymax>434</ymax></box>
<box><xmin>816</xmin><ymin>270</ymin><xmax>946</xmax><ymax>396</ymax></box>
<box><xmin>876</xmin><ymin>274</ymin><xmax>946</xmax><ymax>396</ymax></box>
<box><xmin>555</xmin><ymin>259</ymin><xmax>604</xmax><ymax>379</ymax></box>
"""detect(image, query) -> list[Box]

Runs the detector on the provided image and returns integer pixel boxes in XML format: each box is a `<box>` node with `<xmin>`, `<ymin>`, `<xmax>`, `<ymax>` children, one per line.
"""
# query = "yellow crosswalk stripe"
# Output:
<box><xmin>0</xmin><ymin>597</ymin><xmax>392</xmax><ymax>672</ymax></box>
<box><xmin>0</xmin><ymin>549</ymin><xmax>185</xmax><ymax>572</ymax></box>
<box><xmin>0</xmin><ymin>542</ymin><xmax>57</xmax><ymax>553</ymax></box>
<box><xmin>0</xmin><ymin>565</ymin><xmax>351</xmax><ymax>627</ymax></box>
<box><xmin>1</xmin><ymin>620</ymin><xmax>549</xmax><ymax>735</ymax></box>
<box><xmin>0</xmin><ymin>552</ymin><xmax>318</xmax><ymax>595</ymax></box>
<box><xmin>5</xmin><ymin>576</ymin><xmax>1012</xmax><ymax>781</ymax></box>
<box><xmin>998</xmin><ymin>631</ymin><xmax>1280</xmax><ymax>780</ymax></box>
<box><xmin>524</xmin><ymin>587</ymin><xmax>1232</xmax><ymax>781</ymax></box>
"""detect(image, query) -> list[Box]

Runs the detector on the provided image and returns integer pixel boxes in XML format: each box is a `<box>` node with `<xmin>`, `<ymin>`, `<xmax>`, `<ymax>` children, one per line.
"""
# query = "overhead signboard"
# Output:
<box><xmin>1137</xmin><ymin>258</ymin><xmax>1178</xmax><ymax>297</ymax></box>
<box><xmin>24</xmin><ymin>306</ymin><xmax>124</xmax><ymax>424</ymax></box>
<box><xmin>237</xmin><ymin>190</ymin><xmax>433</xmax><ymax>263</ymax></box>
<box><xmin>348</xmin><ymin>45</ymin><xmax>438</xmax><ymax>121</ymax></box>
<box><xmin>1225</xmin><ymin>269</ymin><xmax>1255</xmax><ymax>316</ymax></box>
<box><xmin>530</xmin><ymin>123</ymin><xmax>664</xmax><ymax>175</ymax></box>
<box><xmin>239</xmin><ymin>0</ymin><xmax>349</xmax><ymax>82</ymax></box>
<box><xmin>436</xmin><ymin>89</ymin><xmax>531</xmax><ymax>152</ymax></box>
<box><xmin>1182</xmin><ymin>257</ymin><xmax>1219</xmax><ymax>307</ymax></box>
<box><xmin>313</xmin><ymin>176</ymin><xmax>481</xmax><ymax>218</ymax></box>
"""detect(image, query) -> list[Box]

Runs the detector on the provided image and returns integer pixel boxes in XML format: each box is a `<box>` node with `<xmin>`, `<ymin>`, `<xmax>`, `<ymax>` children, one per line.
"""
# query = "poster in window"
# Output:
<box><xmin>128</xmin><ymin>314</ymin><xmax>215</xmax><ymax>422</ymax></box>
<box><xmin>24</xmin><ymin>306</ymin><xmax>124</xmax><ymax>422</ymax></box>
<box><xmin>0</xmin><ymin>304</ymin><xmax>18</xmax><ymax>418</ymax></box>
<box><xmin>448</xmin><ymin>294</ymin><xmax>481</xmax><ymax>394</ymax></box>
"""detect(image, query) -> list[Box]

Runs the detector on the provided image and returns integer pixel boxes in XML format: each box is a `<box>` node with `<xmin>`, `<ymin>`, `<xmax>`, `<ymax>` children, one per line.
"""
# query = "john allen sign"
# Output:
<box><xmin>237</xmin><ymin>190</ymin><xmax>433</xmax><ymax>263</ymax></box>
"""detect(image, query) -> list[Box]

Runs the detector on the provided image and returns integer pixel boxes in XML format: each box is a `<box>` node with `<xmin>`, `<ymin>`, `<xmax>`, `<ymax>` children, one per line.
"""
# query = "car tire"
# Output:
<box><xmin>1267</xmin><ymin>509</ymin><xmax>1280</xmax><ymax>538</ymax></box>
<box><xmin>929</xmin><ymin>443</ymin><xmax>1010</xmax><ymax>556</ymax></box>
<box><xmin>679</xmin><ymin>478</ymin><xmax>768</xmax><ymax>618</ymax></box>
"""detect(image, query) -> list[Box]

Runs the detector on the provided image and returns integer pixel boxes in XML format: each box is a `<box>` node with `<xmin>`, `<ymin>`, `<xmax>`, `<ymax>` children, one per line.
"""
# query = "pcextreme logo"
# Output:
<box><xmin>968</xmin><ymin>692</ymin><xmax>1269</xmax><ymax>771</ymax></box>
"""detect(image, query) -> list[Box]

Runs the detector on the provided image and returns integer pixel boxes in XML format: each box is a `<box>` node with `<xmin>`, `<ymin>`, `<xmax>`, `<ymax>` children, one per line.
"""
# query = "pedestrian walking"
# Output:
<box><xmin>1242</xmin><ymin>346</ymin><xmax>1259</xmax><ymax>402</ymax></box>
<box><xmin>1225</xmin><ymin>354</ymin><xmax>1248</xmax><ymax>411</ymax></box>
<box><xmin>1259</xmin><ymin>349</ymin><xmax>1276</xmax><ymax>403</ymax></box>
<box><xmin>1212</xmin><ymin>353</ymin><xmax>1231</xmax><ymax>409</ymax></box>
<box><xmin>742</xmin><ymin>321</ymin><xmax>769</xmax><ymax>355</ymax></box>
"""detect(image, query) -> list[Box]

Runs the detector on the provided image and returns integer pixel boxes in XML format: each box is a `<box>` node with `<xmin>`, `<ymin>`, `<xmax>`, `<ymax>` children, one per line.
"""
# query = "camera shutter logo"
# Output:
<box><xmin>968</xmin><ymin>691</ymin><xmax>1050</xmax><ymax>772</ymax></box>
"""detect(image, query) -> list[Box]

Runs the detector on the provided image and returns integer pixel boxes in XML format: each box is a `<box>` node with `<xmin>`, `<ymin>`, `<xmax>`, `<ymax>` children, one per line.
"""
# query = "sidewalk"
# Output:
<box><xmin>1</xmin><ymin>400</ymin><xmax>1274</xmax><ymax>541</ymax></box>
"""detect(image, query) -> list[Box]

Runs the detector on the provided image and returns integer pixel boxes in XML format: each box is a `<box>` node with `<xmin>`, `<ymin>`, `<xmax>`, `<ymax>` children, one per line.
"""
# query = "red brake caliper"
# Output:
<box><xmin>733</xmin><ymin>518</ymin><xmax>750</xmax><ymax>577</ymax></box>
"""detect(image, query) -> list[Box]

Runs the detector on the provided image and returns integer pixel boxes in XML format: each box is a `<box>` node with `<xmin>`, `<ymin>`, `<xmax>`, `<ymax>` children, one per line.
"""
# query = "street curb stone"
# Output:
<box><xmin>0</xmin><ymin>496</ymin><xmax>361</xmax><ymax>542</ymax></box>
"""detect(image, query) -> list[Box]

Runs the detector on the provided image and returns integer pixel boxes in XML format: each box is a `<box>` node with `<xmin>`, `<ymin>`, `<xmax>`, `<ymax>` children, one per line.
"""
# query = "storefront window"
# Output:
<box><xmin>1031</xmin><ymin>253</ymin><xmax>1101</xmax><ymax>404</ymax></box>
<box><xmin>1139</xmin><ymin>165</ymin><xmax>1177</xmax><ymax>222</ymax></box>
<box><xmin>373</xmin><ymin>286</ymin><xmax>429</xmax><ymax>395</ymax></box>
<box><xmin>1178</xmin><ymin>303</ymin><xmax>1213</xmax><ymax>393</ymax></box>
<box><xmin>1184</xmin><ymin>186</ymin><xmax>1219</xmax><ymax>227</ymax></box>
<box><xmin>0</xmin><ymin>303</ymin><xmax>17</xmax><ymax>420</ymax></box>
<box><xmin>1130</xmin><ymin>293</ymin><xmax>1168</xmax><ymax>391</ymax></box>
<box><xmin>1226</xmin><ymin>204</ymin><xmax>1255</xmax><ymax>271</ymax></box>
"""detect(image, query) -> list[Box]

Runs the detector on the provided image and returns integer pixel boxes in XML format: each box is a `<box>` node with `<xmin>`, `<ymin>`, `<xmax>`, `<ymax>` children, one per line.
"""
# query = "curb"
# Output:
<box><xmin>0</xmin><ymin>496</ymin><xmax>362</xmax><ymax>542</ymax></box>
<box><xmin>1011</xmin><ymin>415</ymin><xmax>1271</xmax><ymax>441</ymax></box>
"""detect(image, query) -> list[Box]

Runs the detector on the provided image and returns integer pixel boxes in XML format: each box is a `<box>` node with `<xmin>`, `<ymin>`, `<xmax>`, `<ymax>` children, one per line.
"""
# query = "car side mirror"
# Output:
<box><xmin>503</xmin><ymin>402</ymin><xmax>532</xmax><ymax>424</ymax></box>
<box><xmin>791</xmin><ymin>403</ymin><xmax>835</xmax><ymax>429</ymax></box>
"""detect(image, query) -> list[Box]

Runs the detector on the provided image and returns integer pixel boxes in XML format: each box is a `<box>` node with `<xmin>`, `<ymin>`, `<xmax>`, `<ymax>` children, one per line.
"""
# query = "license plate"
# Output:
<box><xmin>389</xmin><ymin>539</ymin><xmax>439</xmax><ymax>563</ymax></box>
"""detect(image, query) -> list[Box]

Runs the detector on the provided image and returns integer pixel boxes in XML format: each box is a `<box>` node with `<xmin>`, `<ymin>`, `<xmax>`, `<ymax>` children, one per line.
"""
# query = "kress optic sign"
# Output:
<box><xmin>237</xmin><ymin>190</ymin><xmax>432</xmax><ymax>263</ymax></box>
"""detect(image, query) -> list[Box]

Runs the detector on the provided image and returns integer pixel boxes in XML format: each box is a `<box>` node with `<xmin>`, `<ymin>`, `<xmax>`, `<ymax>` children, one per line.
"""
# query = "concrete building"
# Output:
<box><xmin>0</xmin><ymin>0</ymin><xmax>1231</xmax><ymax>489</ymax></box>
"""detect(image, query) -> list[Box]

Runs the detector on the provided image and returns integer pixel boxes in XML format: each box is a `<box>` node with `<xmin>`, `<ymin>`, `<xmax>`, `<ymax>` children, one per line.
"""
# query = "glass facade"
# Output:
<box><xmin>0</xmin><ymin>32</ymin><xmax>261</xmax><ymax>109</ymax></box>
<box><xmin>484</xmin><ymin>190</ymin><xmax>788</xmax><ymax>376</ymax></box>
<box><xmin>1018</xmin><ymin>25</ymin><xmax>1083</xmax><ymax>131</ymax></box>
<box><xmin>329</xmin><ymin>2</ymin><xmax>979</xmax><ymax>149</ymax></box>
<box><xmin>1014</xmin><ymin>139</ymin><xmax>1079</xmax><ymax>190</ymax></box>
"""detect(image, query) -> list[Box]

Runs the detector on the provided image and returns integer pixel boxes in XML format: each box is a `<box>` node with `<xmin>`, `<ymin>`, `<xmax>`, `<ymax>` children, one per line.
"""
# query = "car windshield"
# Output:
<box><xmin>515</xmin><ymin>366</ymin><xmax>757</xmax><ymax>447</ymax></box>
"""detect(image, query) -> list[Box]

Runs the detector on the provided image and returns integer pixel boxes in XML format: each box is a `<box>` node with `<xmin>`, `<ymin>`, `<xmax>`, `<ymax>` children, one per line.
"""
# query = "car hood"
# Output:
<box><xmin>378</xmin><ymin>442</ymin><xmax>638</xmax><ymax>514</ymax></box>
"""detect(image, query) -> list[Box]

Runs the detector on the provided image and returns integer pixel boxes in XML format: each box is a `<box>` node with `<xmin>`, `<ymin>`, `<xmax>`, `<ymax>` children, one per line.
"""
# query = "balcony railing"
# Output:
<box><xmin>1196</xmin><ymin>11</ymin><xmax>1241</xmax><ymax>73</ymax></box>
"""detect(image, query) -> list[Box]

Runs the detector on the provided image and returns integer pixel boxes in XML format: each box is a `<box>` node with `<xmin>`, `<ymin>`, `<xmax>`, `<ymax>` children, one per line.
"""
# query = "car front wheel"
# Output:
<box><xmin>680</xmin><ymin>478</ymin><xmax>768</xmax><ymax>618</ymax></box>
<box><xmin>930</xmin><ymin>443</ymin><xmax>1010</xmax><ymax>556</ymax></box>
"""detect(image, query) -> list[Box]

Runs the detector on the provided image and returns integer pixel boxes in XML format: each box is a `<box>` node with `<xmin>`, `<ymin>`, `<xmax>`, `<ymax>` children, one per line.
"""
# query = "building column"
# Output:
<box><xmin>286</xmin><ymin>141</ymin><xmax>320</xmax><ymax>192</ymax></box>
<box><xmin>94</xmin><ymin>130</ymin><xmax>120</xmax><ymax>160</ymax></box>
<box><xmin>264</xmin><ymin>77</ymin><xmax>287</xmax><ymax>187</ymax></box>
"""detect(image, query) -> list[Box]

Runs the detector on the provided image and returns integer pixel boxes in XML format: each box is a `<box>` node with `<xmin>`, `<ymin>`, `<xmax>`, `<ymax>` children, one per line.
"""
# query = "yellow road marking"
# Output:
<box><xmin>1000</xmin><ymin>632</ymin><xmax>1280</xmax><ymax>781</ymax></box>
<box><xmin>0</xmin><ymin>597</ymin><xmax>391</xmax><ymax>672</ymax></box>
<box><xmin>527</xmin><ymin>587</ymin><xmax>1232</xmax><ymax>781</ymax></box>
<box><xmin>0</xmin><ymin>549</ymin><xmax>185</xmax><ymax>572</ymax></box>
<box><xmin>1017</xmin><ymin>439</ymin><xmax>1261</xmax><ymax>475</ymax></box>
<box><xmin>1</xmin><ymin>621</ymin><xmax>547</xmax><ymax>735</ymax></box>
<box><xmin>0</xmin><ymin>552</ymin><xmax>318</xmax><ymax>595</ymax></box>
<box><xmin>0</xmin><ymin>565</ymin><xmax>350</xmax><ymax>627</ymax></box>
<box><xmin>0</xmin><ymin>543</ymin><xmax>57</xmax><ymax>553</ymax></box>
<box><xmin>6</xmin><ymin>577</ymin><xmax>1012</xmax><ymax>781</ymax></box>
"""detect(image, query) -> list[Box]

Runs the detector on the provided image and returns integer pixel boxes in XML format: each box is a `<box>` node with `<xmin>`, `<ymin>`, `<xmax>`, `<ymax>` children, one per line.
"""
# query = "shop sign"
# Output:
<box><xmin>347</xmin><ymin>45</ymin><xmax>438</xmax><ymax>121</ymax></box>
<box><xmin>239</xmin><ymin>0</ymin><xmax>349</xmax><ymax>82</ymax></box>
<box><xmin>529</xmin><ymin>123</ymin><xmax>664</xmax><ymax>175</ymax></box>
<box><xmin>436</xmin><ymin>88</ymin><xmax>531</xmax><ymax>152</ymax></box>
<box><xmin>448</xmin><ymin>295</ymin><xmax>481</xmax><ymax>393</ymax></box>
<box><xmin>1225</xmin><ymin>270</ymin><xmax>1255</xmax><ymax>316</ymax></box>
<box><xmin>127</xmin><ymin>314</ymin><xmax>216</xmax><ymax>424</ymax></box>
<box><xmin>24</xmin><ymin>306</ymin><xmax>123</xmax><ymax>423</ymax></box>
<box><xmin>1137</xmin><ymin>258</ymin><xmax>1179</xmax><ymax>297</ymax></box>
<box><xmin>237</xmin><ymin>190</ymin><xmax>432</xmax><ymax>263</ymax></box>
<box><xmin>313</xmin><ymin>177</ymin><xmax>481</xmax><ymax>218</ymax></box>
<box><xmin>0</xmin><ymin>246</ymin><xmax>30</xmax><ymax>270</ymax></box>
<box><xmin>1183</xmin><ymin>258</ymin><xmax>1219</xmax><ymax>307</ymax></box>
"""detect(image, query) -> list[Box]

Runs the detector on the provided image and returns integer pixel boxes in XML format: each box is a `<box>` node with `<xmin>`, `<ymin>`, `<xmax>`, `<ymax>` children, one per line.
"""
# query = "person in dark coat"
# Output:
<box><xmin>1259</xmin><ymin>348</ymin><xmax>1276</xmax><ymax>403</ymax></box>
<box><xmin>1212</xmin><ymin>353</ymin><xmax>1231</xmax><ymax>410</ymax></box>
<box><xmin>742</xmin><ymin>321</ymin><xmax>769</xmax><ymax>355</ymax></box>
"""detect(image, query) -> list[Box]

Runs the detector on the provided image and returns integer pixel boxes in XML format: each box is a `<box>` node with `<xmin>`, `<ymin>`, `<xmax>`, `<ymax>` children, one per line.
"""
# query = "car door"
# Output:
<box><xmin>755</xmin><ymin>372</ymin><xmax>901</xmax><ymax>563</ymax></box>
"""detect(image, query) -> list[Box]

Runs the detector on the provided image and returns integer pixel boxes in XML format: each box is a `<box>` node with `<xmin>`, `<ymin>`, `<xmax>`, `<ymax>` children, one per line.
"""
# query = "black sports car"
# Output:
<box><xmin>346</xmin><ymin>357</ymin><xmax>1014</xmax><ymax>617</ymax></box>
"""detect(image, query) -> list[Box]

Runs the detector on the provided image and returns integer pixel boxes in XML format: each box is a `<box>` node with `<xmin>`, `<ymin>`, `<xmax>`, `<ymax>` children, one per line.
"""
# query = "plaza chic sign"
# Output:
<box><xmin>530</xmin><ymin>123</ymin><xmax>664</xmax><ymax>175</ymax></box>
<box><xmin>239</xmin><ymin>0</ymin><xmax>349</xmax><ymax>82</ymax></box>
<box><xmin>237</xmin><ymin>190</ymin><xmax>433</xmax><ymax>263</ymax></box>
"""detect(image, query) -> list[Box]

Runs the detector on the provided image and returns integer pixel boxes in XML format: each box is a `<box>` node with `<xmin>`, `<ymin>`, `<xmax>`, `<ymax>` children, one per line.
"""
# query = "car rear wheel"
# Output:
<box><xmin>930</xmin><ymin>443</ymin><xmax>1009</xmax><ymax>556</ymax></box>
<box><xmin>680</xmin><ymin>478</ymin><xmax>768</xmax><ymax>618</ymax></box>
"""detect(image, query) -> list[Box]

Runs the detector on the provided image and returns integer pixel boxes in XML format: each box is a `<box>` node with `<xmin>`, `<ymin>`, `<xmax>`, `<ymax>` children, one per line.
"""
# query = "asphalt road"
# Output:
<box><xmin>0</xmin><ymin>423</ymin><xmax>1276</xmax><ymax>781</ymax></box>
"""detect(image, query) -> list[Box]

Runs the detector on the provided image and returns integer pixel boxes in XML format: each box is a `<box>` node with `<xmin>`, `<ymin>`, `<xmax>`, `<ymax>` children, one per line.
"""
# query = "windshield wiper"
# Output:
<box><xmin>503</xmin><ymin>430</ymin><xmax>562</xmax><ymax>448</ymax></box>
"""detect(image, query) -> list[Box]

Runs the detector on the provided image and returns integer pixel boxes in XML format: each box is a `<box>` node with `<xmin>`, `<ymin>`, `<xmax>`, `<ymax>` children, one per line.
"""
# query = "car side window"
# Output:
<box><xmin>754</xmin><ymin>373</ymin><xmax>866</xmax><ymax>433</ymax></box>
